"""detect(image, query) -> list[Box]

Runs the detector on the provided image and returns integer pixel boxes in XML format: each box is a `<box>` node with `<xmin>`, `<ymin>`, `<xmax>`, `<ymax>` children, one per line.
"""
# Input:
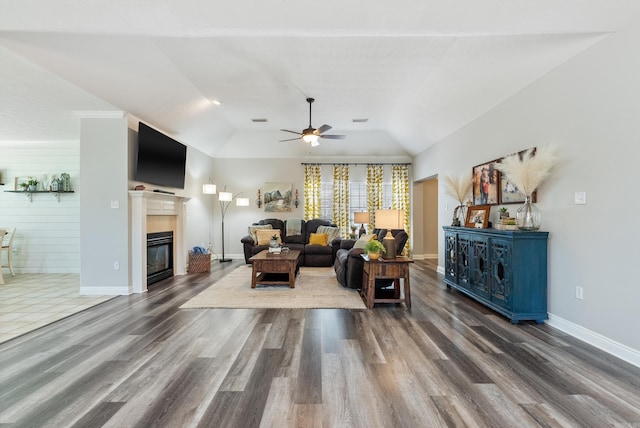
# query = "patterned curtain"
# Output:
<box><xmin>303</xmin><ymin>164</ymin><xmax>321</xmax><ymax>220</ymax></box>
<box><xmin>392</xmin><ymin>164</ymin><xmax>411</xmax><ymax>256</ymax></box>
<box><xmin>332</xmin><ymin>164</ymin><xmax>350</xmax><ymax>238</ymax></box>
<box><xmin>366</xmin><ymin>164</ymin><xmax>384</xmax><ymax>231</ymax></box>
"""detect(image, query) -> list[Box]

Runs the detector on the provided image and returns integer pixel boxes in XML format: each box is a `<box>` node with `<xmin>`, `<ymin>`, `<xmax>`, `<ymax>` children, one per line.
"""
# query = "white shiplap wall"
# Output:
<box><xmin>0</xmin><ymin>140</ymin><xmax>80</xmax><ymax>273</ymax></box>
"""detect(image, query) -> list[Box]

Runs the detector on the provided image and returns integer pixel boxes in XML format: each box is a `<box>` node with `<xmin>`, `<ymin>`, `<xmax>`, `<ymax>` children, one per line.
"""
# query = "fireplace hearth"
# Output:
<box><xmin>147</xmin><ymin>231</ymin><xmax>174</xmax><ymax>285</ymax></box>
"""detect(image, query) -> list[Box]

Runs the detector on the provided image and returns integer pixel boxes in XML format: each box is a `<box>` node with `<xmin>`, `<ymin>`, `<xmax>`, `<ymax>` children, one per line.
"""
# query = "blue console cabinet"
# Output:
<box><xmin>443</xmin><ymin>226</ymin><xmax>549</xmax><ymax>324</ymax></box>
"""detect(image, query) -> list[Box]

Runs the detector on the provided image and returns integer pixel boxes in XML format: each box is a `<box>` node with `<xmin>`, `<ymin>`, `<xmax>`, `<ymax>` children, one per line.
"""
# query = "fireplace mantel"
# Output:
<box><xmin>129</xmin><ymin>191</ymin><xmax>189</xmax><ymax>293</ymax></box>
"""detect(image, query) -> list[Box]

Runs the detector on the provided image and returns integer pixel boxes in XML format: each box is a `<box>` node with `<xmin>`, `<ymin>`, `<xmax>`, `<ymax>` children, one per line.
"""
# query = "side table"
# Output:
<box><xmin>361</xmin><ymin>255</ymin><xmax>414</xmax><ymax>309</ymax></box>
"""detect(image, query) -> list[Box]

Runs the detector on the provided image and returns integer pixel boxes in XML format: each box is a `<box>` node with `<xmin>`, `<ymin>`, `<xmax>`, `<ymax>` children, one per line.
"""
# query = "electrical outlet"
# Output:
<box><xmin>110</xmin><ymin>200</ymin><xmax>119</xmax><ymax>209</ymax></box>
<box><xmin>113</xmin><ymin>261</ymin><xmax>120</xmax><ymax>270</ymax></box>
<box><xmin>576</xmin><ymin>286</ymin><xmax>583</xmax><ymax>300</ymax></box>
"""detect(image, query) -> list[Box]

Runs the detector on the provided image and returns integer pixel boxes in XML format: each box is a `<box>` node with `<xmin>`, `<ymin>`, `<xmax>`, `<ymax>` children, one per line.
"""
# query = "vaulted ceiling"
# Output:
<box><xmin>2</xmin><ymin>1</ymin><xmax>640</xmax><ymax>158</ymax></box>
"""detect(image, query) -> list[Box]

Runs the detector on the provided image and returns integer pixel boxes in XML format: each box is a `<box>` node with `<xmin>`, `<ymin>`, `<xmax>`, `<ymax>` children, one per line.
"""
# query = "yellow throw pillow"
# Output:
<box><xmin>308</xmin><ymin>232</ymin><xmax>328</xmax><ymax>246</ymax></box>
<box><xmin>256</xmin><ymin>229</ymin><xmax>281</xmax><ymax>246</ymax></box>
<box><xmin>248</xmin><ymin>224</ymin><xmax>272</xmax><ymax>243</ymax></box>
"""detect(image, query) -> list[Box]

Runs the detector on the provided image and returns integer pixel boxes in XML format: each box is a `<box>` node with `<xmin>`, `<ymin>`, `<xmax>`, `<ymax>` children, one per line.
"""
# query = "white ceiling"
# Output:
<box><xmin>1</xmin><ymin>1</ymin><xmax>640</xmax><ymax>158</ymax></box>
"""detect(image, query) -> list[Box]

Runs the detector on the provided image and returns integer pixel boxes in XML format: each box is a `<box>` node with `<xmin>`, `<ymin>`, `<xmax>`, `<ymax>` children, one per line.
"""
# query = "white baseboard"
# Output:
<box><xmin>547</xmin><ymin>313</ymin><xmax>640</xmax><ymax>368</ymax></box>
<box><xmin>436</xmin><ymin>265</ymin><xmax>445</xmax><ymax>275</ymax></box>
<box><xmin>80</xmin><ymin>286</ymin><xmax>133</xmax><ymax>296</ymax></box>
<box><xmin>409</xmin><ymin>253</ymin><xmax>437</xmax><ymax>261</ymax></box>
<box><xmin>209</xmin><ymin>253</ymin><xmax>244</xmax><ymax>261</ymax></box>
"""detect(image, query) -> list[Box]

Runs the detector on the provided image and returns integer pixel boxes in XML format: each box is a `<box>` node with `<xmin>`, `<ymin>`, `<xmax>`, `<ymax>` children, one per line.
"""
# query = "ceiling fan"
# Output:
<box><xmin>279</xmin><ymin>97</ymin><xmax>346</xmax><ymax>146</ymax></box>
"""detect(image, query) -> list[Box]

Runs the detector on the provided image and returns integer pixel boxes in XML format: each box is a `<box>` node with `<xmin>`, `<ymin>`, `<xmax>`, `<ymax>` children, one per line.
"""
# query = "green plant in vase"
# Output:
<box><xmin>27</xmin><ymin>178</ymin><xmax>39</xmax><ymax>191</ymax></box>
<box><xmin>364</xmin><ymin>239</ymin><xmax>386</xmax><ymax>260</ymax></box>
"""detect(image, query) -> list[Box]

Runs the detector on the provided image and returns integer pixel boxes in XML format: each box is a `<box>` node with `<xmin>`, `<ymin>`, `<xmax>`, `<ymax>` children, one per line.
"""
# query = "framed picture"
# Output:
<box><xmin>500</xmin><ymin>178</ymin><xmax>537</xmax><ymax>204</ymax></box>
<box><xmin>498</xmin><ymin>148</ymin><xmax>537</xmax><ymax>204</ymax></box>
<box><xmin>264</xmin><ymin>182</ymin><xmax>292</xmax><ymax>212</ymax></box>
<box><xmin>472</xmin><ymin>160</ymin><xmax>500</xmax><ymax>205</ymax></box>
<box><xmin>465</xmin><ymin>205</ymin><xmax>491</xmax><ymax>228</ymax></box>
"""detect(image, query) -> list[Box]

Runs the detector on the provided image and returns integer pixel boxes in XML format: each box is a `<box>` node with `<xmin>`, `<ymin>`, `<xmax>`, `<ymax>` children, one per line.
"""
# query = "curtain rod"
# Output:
<box><xmin>300</xmin><ymin>162</ymin><xmax>411</xmax><ymax>166</ymax></box>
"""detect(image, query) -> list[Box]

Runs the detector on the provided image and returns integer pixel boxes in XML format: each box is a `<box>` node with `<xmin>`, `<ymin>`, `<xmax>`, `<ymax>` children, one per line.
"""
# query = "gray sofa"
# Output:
<box><xmin>241</xmin><ymin>218</ymin><xmax>341</xmax><ymax>267</ymax></box>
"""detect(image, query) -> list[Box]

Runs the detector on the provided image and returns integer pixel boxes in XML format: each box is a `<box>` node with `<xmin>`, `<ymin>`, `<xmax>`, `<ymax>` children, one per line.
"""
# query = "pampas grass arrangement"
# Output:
<box><xmin>443</xmin><ymin>174</ymin><xmax>472</xmax><ymax>225</ymax></box>
<box><xmin>443</xmin><ymin>174</ymin><xmax>472</xmax><ymax>206</ymax></box>
<box><xmin>495</xmin><ymin>145</ymin><xmax>558</xmax><ymax>197</ymax></box>
<box><xmin>495</xmin><ymin>145</ymin><xmax>558</xmax><ymax>230</ymax></box>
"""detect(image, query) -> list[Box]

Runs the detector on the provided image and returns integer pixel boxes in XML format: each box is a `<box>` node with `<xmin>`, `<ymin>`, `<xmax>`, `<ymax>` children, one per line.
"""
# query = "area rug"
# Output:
<box><xmin>180</xmin><ymin>266</ymin><xmax>365</xmax><ymax>309</ymax></box>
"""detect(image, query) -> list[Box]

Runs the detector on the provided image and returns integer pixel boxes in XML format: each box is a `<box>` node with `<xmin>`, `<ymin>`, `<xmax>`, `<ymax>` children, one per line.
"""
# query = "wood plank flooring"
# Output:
<box><xmin>0</xmin><ymin>260</ymin><xmax>639</xmax><ymax>427</ymax></box>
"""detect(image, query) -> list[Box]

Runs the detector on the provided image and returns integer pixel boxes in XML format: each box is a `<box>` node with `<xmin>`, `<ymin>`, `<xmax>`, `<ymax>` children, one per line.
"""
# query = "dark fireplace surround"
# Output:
<box><xmin>147</xmin><ymin>231</ymin><xmax>174</xmax><ymax>285</ymax></box>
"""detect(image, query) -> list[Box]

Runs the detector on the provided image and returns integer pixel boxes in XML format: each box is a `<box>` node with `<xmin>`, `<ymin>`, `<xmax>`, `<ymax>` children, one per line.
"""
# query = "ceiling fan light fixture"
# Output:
<box><xmin>303</xmin><ymin>133</ymin><xmax>319</xmax><ymax>145</ymax></box>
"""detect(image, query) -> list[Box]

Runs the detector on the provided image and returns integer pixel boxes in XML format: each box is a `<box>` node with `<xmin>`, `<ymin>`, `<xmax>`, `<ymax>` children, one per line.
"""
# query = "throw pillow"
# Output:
<box><xmin>353</xmin><ymin>233</ymin><xmax>377</xmax><ymax>249</ymax></box>
<box><xmin>316</xmin><ymin>225</ymin><xmax>340</xmax><ymax>244</ymax></box>
<box><xmin>248</xmin><ymin>224</ymin><xmax>272</xmax><ymax>243</ymax></box>
<box><xmin>308</xmin><ymin>232</ymin><xmax>328</xmax><ymax>246</ymax></box>
<box><xmin>256</xmin><ymin>229</ymin><xmax>281</xmax><ymax>246</ymax></box>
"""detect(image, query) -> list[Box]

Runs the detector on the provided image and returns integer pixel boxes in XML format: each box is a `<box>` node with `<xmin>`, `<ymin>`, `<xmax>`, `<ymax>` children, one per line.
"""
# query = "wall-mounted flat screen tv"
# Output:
<box><xmin>135</xmin><ymin>122</ymin><xmax>187</xmax><ymax>189</ymax></box>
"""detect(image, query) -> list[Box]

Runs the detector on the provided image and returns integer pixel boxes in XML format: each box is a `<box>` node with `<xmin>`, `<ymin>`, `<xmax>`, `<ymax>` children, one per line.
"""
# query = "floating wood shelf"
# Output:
<box><xmin>4</xmin><ymin>190</ymin><xmax>75</xmax><ymax>202</ymax></box>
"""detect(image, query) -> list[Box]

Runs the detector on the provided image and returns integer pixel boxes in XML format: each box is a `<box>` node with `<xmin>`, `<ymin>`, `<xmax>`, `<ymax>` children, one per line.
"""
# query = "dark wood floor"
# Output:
<box><xmin>1</xmin><ymin>260</ymin><xmax>639</xmax><ymax>427</ymax></box>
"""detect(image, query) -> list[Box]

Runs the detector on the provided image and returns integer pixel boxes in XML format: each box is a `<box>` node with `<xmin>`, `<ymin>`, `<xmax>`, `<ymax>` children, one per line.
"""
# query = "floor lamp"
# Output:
<box><xmin>202</xmin><ymin>180</ymin><xmax>217</xmax><ymax>253</ymax></box>
<box><xmin>218</xmin><ymin>189</ymin><xmax>249</xmax><ymax>263</ymax></box>
<box><xmin>374</xmin><ymin>209</ymin><xmax>404</xmax><ymax>259</ymax></box>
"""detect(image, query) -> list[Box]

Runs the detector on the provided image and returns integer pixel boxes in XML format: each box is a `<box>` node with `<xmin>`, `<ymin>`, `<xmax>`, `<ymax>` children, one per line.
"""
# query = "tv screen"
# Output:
<box><xmin>135</xmin><ymin>122</ymin><xmax>187</xmax><ymax>189</ymax></box>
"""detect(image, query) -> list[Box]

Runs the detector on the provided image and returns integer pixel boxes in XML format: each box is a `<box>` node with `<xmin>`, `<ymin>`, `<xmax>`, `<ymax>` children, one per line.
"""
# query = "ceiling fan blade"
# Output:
<box><xmin>317</xmin><ymin>124</ymin><xmax>332</xmax><ymax>134</ymax></box>
<box><xmin>320</xmin><ymin>134</ymin><xmax>346</xmax><ymax>140</ymax></box>
<box><xmin>278</xmin><ymin>137</ymin><xmax>302</xmax><ymax>142</ymax></box>
<box><xmin>280</xmin><ymin>129</ymin><xmax>302</xmax><ymax>135</ymax></box>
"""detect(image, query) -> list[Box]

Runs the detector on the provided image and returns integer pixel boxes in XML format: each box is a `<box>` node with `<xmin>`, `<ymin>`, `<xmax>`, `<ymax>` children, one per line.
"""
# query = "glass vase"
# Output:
<box><xmin>516</xmin><ymin>195</ymin><xmax>541</xmax><ymax>231</ymax></box>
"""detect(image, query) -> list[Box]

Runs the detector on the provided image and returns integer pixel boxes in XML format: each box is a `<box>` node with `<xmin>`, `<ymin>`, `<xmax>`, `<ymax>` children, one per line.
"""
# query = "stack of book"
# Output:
<box><xmin>494</xmin><ymin>217</ymin><xmax>517</xmax><ymax>230</ymax></box>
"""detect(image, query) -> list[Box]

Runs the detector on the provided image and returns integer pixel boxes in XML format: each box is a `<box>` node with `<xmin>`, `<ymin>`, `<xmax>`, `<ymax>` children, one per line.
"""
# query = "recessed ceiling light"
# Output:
<box><xmin>209</xmin><ymin>99</ymin><xmax>221</xmax><ymax>106</ymax></box>
<box><xmin>352</xmin><ymin>118</ymin><xmax>368</xmax><ymax>123</ymax></box>
<box><xmin>251</xmin><ymin>118</ymin><xmax>268</xmax><ymax>123</ymax></box>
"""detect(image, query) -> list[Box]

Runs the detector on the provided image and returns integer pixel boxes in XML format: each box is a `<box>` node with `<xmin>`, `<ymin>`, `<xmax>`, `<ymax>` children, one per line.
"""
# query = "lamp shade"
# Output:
<box><xmin>375</xmin><ymin>209</ymin><xmax>404</xmax><ymax>230</ymax></box>
<box><xmin>302</xmin><ymin>134</ymin><xmax>319</xmax><ymax>146</ymax></box>
<box><xmin>354</xmin><ymin>212</ymin><xmax>370</xmax><ymax>224</ymax></box>
<box><xmin>202</xmin><ymin>183</ymin><xmax>217</xmax><ymax>194</ymax></box>
<box><xmin>218</xmin><ymin>191</ymin><xmax>233</xmax><ymax>202</ymax></box>
<box><xmin>236</xmin><ymin>197</ymin><xmax>249</xmax><ymax>206</ymax></box>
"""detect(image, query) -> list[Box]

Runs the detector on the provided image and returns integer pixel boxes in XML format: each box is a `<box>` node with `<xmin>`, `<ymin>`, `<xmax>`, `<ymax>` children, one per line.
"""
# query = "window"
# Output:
<box><xmin>320</xmin><ymin>181</ymin><xmax>393</xmax><ymax>224</ymax></box>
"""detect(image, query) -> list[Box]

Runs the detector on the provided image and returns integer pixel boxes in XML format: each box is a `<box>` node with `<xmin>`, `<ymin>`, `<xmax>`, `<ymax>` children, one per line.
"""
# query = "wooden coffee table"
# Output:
<box><xmin>249</xmin><ymin>249</ymin><xmax>301</xmax><ymax>288</ymax></box>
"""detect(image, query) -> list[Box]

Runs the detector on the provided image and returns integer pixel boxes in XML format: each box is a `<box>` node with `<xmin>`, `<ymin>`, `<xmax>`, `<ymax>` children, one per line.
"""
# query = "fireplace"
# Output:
<box><xmin>147</xmin><ymin>231</ymin><xmax>174</xmax><ymax>285</ymax></box>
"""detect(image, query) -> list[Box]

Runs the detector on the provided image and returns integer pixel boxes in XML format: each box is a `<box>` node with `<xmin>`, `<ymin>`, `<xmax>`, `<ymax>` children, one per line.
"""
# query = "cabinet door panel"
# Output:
<box><xmin>456</xmin><ymin>233</ymin><xmax>471</xmax><ymax>289</ymax></box>
<box><xmin>490</xmin><ymin>239</ymin><xmax>512</xmax><ymax>308</ymax></box>
<box><xmin>445</xmin><ymin>232</ymin><xmax>457</xmax><ymax>282</ymax></box>
<box><xmin>470</xmin><ymin>236</ymin><xmax>490</xmax><ymax>298</ymax></box>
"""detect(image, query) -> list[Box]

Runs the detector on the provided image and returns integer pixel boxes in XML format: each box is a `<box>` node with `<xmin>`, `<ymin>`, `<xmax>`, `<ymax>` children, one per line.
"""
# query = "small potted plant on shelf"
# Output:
<box><xmin>364</xmin><ymin>239</ymin><xmax>386</xmax><ymax>260</ymax></box>
<box><xmin>269</xmin><ymin>234</ymin><xmax>280</xmax><ymax>248</ymax></box>
<box><xmin>27</xmin><ymin>179</ymin><xmax>39</xmax><ymax>191</ymax></box>
<box><xmin>499</xmin><ymin>207</ymin><xmax>509</xmax><ymax>219</ymax></box>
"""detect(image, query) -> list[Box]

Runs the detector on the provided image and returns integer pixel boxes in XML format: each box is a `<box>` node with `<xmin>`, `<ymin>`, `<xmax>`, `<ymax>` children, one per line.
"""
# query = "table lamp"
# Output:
<box><xmin>374</xmin><ymin>209</ymin><xmax>404</xmax><ymax>259</ymax></box>
<box><xmin>354</xmin><ymin>212</ymin><xmax>370</xmax><ymax>237</ymax></box>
